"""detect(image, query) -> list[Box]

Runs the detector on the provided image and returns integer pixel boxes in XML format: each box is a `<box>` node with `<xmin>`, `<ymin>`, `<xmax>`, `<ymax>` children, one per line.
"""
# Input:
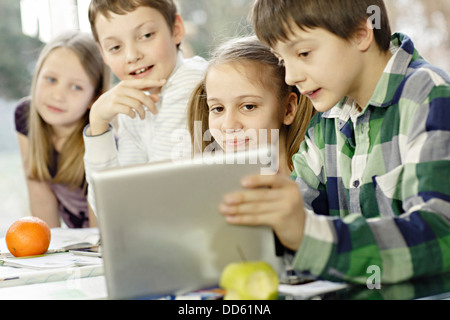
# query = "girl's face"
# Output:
<box><xmin>206</xmin><ymin>63</ymin><xmax>292</xmax><ymax>152</ymax></box>
<box><xmin>35</xmin><ymin>47</ymin><xmax>96</xmax><ymax>132</ymax></box>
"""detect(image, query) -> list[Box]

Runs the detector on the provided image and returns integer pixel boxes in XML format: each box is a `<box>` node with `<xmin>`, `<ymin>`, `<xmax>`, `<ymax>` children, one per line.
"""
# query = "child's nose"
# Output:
<box><xmin>285</xmin><ymin>61</ymin><xmax>306</xmax><ymax>87</ymax></box>
<box><xmin>221</xmin><ymin>110</ymin><xmax>242</xmax><ymax>131</ymax></box>
<box><xmin>126</xmin><ymin>44</ymin><xmax>144</xmax><ymax>64</ymax></box>
<box><xmin>51</xmin><ymin>84</ymin><xmax>66</xmax><ymax>101</ymax></box>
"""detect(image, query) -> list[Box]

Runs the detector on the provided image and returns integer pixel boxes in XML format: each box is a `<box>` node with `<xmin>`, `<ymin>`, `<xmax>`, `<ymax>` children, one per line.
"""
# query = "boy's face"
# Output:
<box><xmin>95</xmin><ymin>6</ymin><xmax>184</xmax><ymax>90</ymax></box>
<box><xmin>272</xmin><ymin>23</ymin><xmax>364</xmax><ymax>113</ymax></box>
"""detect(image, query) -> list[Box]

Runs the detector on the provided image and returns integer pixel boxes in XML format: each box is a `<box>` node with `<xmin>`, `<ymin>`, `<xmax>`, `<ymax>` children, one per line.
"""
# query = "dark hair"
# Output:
<box><xmin>252</xmin><ymin>0</ymin><xmax>392</xmax><ymax>51</ymax></box>
<box><xmin>89</xmin><ymin>0</ymin><xmax>178</xmax><ymax>43</ymax></box>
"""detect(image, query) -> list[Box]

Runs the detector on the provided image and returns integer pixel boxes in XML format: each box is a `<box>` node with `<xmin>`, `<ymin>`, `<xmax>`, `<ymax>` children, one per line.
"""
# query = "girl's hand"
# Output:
<box><xmin>89</xmin><ymin>78</ymin><xmax>166</xmax><ymax>135</ymax></box>
<box><xmin>219</xmin><ymin>174</ymin><xmax>306</xmax><ymax>251</ymax></box>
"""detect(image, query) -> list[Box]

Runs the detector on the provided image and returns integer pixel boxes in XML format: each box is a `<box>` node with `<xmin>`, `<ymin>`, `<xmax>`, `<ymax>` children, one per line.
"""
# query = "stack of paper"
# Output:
<box><xmin>1</xmin><ymin>252</ymin><xmax>102</xmax><ymax>270</ymax></box>
<box><xmin>48</xmin><ymin>228</ymin><xmax>101</xmax><ymax>252</ymax></box>
<box><xmin>278</xmin><ymin>281</ymin><xmax>348</xmax><ymax>299</ymax></box>
<box><xmin>0</xmin><ymin>269</ymin><xmax>107</xmax><ymax>299</ymax></box>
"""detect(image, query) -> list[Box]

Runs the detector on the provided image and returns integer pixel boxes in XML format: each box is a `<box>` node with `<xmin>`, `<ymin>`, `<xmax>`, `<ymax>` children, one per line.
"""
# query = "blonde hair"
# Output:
<box><xmin>27</xmin><ymin>31</ymin><xmax>110</xmax><ymax>190</ymax></box>
<box><xmin>187</xmin><ymin>36</ymin><xmax>316</xmax><ymax>171</ymax></box>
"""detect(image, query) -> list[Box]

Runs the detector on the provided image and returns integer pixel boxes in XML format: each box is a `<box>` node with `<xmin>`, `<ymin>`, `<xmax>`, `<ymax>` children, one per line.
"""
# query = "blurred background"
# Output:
<box><xmin>0</xmin><ymin>0</ymin><xmax>449</xmax><ymax>235</ymax></box>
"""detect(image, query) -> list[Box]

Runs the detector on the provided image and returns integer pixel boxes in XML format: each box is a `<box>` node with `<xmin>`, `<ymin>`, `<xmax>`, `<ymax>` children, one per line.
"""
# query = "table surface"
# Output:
<box><xmin>0</xmin><ymin>275</ymin><xmax>108</xmax><ymax>300</ymax></box>
<box><xmin>0</xmin><ymin>264</ymin><xmax>449</xmax><ymax>300</ymax></box>
<box><xmin>0</xmin><ymin>271</ymin><xmax>449</xmax><ymax>300</ymax></box>
<box><xmin>0</xmin><ymin>228</ymin><xmax>449</xmax><ymax>300</ymax></box>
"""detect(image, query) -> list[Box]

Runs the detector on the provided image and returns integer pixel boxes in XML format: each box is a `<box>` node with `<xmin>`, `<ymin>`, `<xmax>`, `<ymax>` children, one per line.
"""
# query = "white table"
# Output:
<box><xmin>0</xmin><ymin>274</ymin><xmax>107</xmax><ymax>300</ymax></box>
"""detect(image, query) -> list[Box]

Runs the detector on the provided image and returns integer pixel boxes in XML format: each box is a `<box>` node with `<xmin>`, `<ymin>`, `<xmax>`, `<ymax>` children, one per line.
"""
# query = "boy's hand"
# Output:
<box><xmin>219</xmin><ymin>174</ymin><xmax>306</xmax><ymax>251</ymax></box>
<box><xmin>89</xmin><ymin>78</ymin><xmax>166</xmax><ymax>135</ymax></box>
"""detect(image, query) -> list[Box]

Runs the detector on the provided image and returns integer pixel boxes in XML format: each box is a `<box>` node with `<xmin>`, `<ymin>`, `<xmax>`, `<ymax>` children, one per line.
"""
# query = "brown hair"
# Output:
<box><xmin>187</xmin><ymin>36</ymin><xmax>316</xmax><ymax>171</ymax></box>
<box><xmin>89</xmin><ymin>0</ymin><xmax>178</xmax><ymax>44</ymax></box>
<box><xmin>27</xmin><ymin>31</ymin><xmax>110</xmax><ymax>190</ymax></box>
<box><xmin>252</xmin><ymin>0</ymin><xmax>392</xmax><ymax>52</ymax></box>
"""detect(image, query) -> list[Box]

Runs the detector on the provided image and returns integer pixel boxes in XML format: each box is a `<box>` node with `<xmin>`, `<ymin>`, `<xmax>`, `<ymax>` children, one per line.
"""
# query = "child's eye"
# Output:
<box><xmin>46</xmin><ymin>76</ymin><xmax>56</xmax><ymax>83</ymax></box>
<box><xmin>209</xmin><ymin>106</ymin><xmax>224</xmax><ymax>113</ymax></box>
<box><xmin>141</xmin><ymin>33</ymin><xmax>154</xmax><ymax>40</ymax></box>
<box><xmin>108</xmin><ymin>45</ymin><xmax>121</xmax><ymax>53</ymax></box>
<box><xmin>298</xmin><ymin>51</ymin><xmax>311</xmax><ymax>58</ymax></box>
<box><xmin>242</xmin><ymin>104</ymin><xmax>257</xmax><ymax>111</ymax></box>
<box><xmin>72</xmin><ymin>84</ymin><xmax>83</xmax><ymax>91</ymax></box>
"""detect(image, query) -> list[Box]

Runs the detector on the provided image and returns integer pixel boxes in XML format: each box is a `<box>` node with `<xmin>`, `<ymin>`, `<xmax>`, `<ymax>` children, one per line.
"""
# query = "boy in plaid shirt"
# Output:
<box><xmin>219</xmin><ymin>0</ymin><xmax>450</xmax><ymax>284</ymax></box>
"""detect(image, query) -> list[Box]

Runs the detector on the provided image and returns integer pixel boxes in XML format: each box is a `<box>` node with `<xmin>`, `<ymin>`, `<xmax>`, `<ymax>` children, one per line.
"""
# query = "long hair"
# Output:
<box><xmin>187</xmin><ymin>36</ymin><xmax>316</xmax><ymax>171</ymax></box>
<box><xmin>27</xmin><ymin>31</ymin><xmax>110</xmax><ymax>190</ymax></box>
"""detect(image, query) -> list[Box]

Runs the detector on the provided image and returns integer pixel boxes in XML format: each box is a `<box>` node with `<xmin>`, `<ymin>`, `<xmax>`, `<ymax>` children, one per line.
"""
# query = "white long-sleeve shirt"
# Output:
<box><xmin>84</xmin><ymin>53</ymin><xmax>207</xmax><ymax>213</ymax></box>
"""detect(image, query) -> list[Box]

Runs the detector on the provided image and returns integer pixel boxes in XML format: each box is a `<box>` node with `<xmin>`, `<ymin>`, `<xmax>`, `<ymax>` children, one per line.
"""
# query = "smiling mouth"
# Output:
<box><xmin>48</xmin><ymin>105</ymin><xmax>64</xmax><ymax>113</ymax></box>
<box><xmin>302</xmin><ymin>88</ymin><xmax>322</xmax><ymax>99</ymax></box>
<box><xmin>224</xmin><ymin>138</ymin><xmax>250</xmax><ymax>147</ymax></box>
<box><xmin>304</xmin><ymin>88</ymin><xmax>320</xmax><ymax>95</ymax></box>
<box><xmin>130</xmin><ymin>66</ymin><xmax>153</xmax><ymax>76</ymax></box>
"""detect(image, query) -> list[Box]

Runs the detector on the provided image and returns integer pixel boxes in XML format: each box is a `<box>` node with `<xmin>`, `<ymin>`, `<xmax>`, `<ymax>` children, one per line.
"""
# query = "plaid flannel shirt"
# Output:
<box><xmin>291</xmin><ymin>33</ymin><xmax>450</xmax><ymax>284</ymax></box>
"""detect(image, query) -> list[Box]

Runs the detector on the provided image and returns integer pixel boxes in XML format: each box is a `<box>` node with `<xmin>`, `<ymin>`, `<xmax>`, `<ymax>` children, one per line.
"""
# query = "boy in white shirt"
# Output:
<box><xmin>84</xmin><ymin>0</ymin><xmax>207</xmax><ymax>212</ymax></box>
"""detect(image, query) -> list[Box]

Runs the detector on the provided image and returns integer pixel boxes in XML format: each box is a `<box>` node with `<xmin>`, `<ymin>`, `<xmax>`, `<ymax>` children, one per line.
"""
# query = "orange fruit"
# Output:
<box><xmin>5</xmin><ymin>217</ymin><xmax>51</xmax><ymax>257</ymax></box>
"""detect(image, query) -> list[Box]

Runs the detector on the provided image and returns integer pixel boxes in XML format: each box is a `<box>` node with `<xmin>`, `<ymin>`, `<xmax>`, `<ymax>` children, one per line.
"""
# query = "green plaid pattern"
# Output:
<box><xmin>291</xmin><ymin>33</ymin><xmax>450</xmax><ymax>284</ymax></box>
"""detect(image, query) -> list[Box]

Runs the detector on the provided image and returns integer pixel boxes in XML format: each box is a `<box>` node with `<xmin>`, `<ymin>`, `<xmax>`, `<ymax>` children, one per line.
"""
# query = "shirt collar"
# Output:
<box><xmin>160</xmin><ymin>51</ymin><xmax>185</xmax><ymax>95</ymax></box>
<box><xmin>369</xmin><ymin>32</ymin><xmax>418</xmax><ymax>107</ymax></box>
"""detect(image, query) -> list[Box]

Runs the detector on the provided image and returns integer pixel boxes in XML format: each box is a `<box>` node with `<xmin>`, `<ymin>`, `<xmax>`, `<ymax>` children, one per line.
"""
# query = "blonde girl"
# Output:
<box><xmin>187</xmin><ymin>36</ymin><xmax>316</xmax><ymax>176</ymax></box>
<box><xmin>15</xmin><ymin>31</ymin><xmax>109</xmax><ymax>228</ymax></box>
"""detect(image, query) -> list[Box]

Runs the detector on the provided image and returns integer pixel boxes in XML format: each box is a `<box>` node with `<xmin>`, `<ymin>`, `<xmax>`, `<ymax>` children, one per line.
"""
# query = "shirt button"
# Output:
<box><xmin>353</xmin><ymin>180</ymin><xmax>360</xmax><ymax>188</ymax></box>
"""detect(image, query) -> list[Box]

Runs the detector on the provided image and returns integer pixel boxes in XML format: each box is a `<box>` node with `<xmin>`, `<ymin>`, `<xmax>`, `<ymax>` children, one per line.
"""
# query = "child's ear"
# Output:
<box><xmin>172</xmin><ymin>15</ymin><xmax>186</xmax><ymax>45</ymax></box>
<box><xmin>283</xmin><ymin>92</ymin><xmax>299</xmax><ymax>126</ymax></box>
<box><xmin>353</xmin><ymin>20</ymin><xmax>374</xmax><ymax>52</ymax></box>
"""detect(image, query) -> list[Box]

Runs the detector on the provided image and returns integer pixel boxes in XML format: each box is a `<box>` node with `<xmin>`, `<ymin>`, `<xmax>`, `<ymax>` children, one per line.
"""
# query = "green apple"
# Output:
<box><xmin>219</xmin><ymin>261</ymin><xmax>279</xmax><ymax>300</ymax></box>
